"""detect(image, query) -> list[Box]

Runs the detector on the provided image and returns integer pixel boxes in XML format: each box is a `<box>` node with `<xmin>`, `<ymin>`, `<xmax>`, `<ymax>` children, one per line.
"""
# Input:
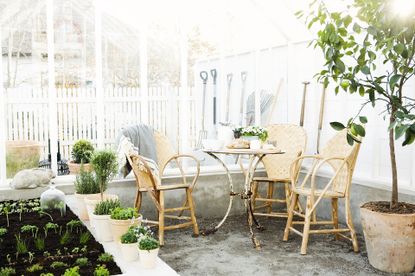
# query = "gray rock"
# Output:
<box><xmin>10</xmin><ymin>168</ymin><xmax>56</xmax><ymax>189</ymax></box>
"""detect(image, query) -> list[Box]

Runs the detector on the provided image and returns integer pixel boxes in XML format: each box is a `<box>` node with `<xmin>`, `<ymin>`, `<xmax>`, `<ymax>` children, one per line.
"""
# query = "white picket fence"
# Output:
<box><xmin>5</xmin><ymin>86</ymin><xmax>197</xmax><ymax>160</ymax></box>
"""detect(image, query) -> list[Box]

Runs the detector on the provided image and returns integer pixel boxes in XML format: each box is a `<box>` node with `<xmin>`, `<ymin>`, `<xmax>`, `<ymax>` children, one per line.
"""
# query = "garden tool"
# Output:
<box><xmin>316</xmin><ymin>85</ymin><xmax>327</xmax><ymax>153</ymax></box>
<box><xmin>211</xmin><ymin>69</ymin><xmax>218</xmax><ymax>129</ymax></box>
<box><xmin>300</xmin><ymin>81</ymin><xmax>310</xmax><ymax>127</ymax></box>
<box><xmin>245</xmin><ymin>90</ymin><xmax>273</xmax><ymax>125</ymax></box>
<box><xmin>223</xmin><ymin>73</ymin><xmax>233</xmax><ymax>125</ymax></box>
<box><xmin>239</xmin><ymin>71</ymin><xmax>248</xmax><ymax>126</ymax></box>
<box><xmin>265</xmin><ymin>78</ymin><xmax>284</xmax><ymax>126</ymax></box>
<box><xmin>196</xmin><ymin>71</ymin><xmax>208</xmax><ymax>149</ymax></box>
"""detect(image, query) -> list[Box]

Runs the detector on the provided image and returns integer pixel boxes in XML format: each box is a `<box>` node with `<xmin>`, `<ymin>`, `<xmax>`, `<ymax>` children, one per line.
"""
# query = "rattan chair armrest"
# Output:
<box><xmin>161</xmin><ymin>154</ymin><xmax>200</xmax><ymax>191</ymax></box>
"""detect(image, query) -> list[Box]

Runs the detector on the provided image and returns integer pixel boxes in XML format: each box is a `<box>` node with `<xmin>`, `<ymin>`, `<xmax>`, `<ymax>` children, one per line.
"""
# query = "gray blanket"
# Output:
<box><xmin>116</xmin><ymin>124</ymin><xmax>158</xmax><ymax>177</ymax></box>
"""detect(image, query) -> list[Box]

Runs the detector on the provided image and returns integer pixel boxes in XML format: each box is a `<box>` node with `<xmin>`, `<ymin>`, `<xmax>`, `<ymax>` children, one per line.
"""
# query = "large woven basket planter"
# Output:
<box><xmin>110</xmin><ymin>216</ymin><xmax>142</xmax><ymax>242</ymax></box>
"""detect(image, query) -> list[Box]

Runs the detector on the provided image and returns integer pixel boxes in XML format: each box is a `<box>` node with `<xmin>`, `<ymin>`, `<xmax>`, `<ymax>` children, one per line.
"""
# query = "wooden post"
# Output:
<box><xmin>94</xmin><ymin>0</ymin><xmax>104</xmax><ymax>149</ymax></box>
<box><xmin>0</xmin><ymin>27</ymin><xmax>7</xmax><ymax>185</ymax></box>
<box><xmin>254</xmin><ymin>50</ymin><xmax>261</xmax><ymax>125</ymax></box>
<box><xmin>47</xmin><ymin>0</ymin><xmax>58</xmax><ymax>173</ymax></box>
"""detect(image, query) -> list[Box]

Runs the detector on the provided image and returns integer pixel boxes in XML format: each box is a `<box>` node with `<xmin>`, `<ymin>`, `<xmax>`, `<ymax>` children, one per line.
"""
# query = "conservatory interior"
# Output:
<box><xmin>0</xmin><ymin>0</ymin><xmax>415</xmax><ymax>275</ymax></box>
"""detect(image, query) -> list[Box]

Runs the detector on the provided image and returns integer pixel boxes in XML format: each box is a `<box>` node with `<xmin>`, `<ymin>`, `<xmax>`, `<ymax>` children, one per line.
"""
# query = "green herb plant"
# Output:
<box><xmin>63</xmin><ymin>266</ymin><xmax>80</xmax><ymax>276</ymax></box>
<box><xmin>93</xmin><ymin>199</ymin><xmax>121</xmax><ymax>216</ymax></box>
<box><xmin>94</xmin><ymin>265</ymin><xmax>110</xmax><ymax>276</ymax></box>
<box><xmin>110</xmin><ymin>207</ymin><xmax>139</xmax><ymax>220</ymax></box>
<box><xmin>21</xmin><ymin>225</ymin><xmax>38</xmax><ymax>238</ymax></box>
<box><xmin>91</xmin><ymin>150</ymin><xmax>118</xmax><ymax>200</ymax></box>
<box><xmin>79</xmin><ymin>232</ymin><xmax>91</xmax><ymax>245</ymax></box>
<box><xmin>75</xmin><ymin>257</ymin><xmax>89</xmax><ymax>267</ymax></box>
<box><xmin>0</xmin><ymin>267</ymin><xmax>15</xmax><ymax>276</ymax></box>
<box><xmin>97</xmin><ymin>253</ymin><xmax>113</xmax><ymax>263</ymax></box>
<box><xmin>50</xmin><ymin>261</ymin><xmax>67</xmax><ymax>269</ymax></box>
<box><xmin>72</xmin><ymin>140</ymin><xmax>94</xmax><ymax>164</ymax></box>
<box><xmin>138</xmin><ymin>236</ymin><xmax>159</xmax><ymax>251</ymax></box>
<box><xmin>74</xmin><ymin>164</ymin><xmax>100</xmax><ymax>194</ymax></box>
<box><xmin>120</xmin><ymin>230</ymin><xmax>138</xmax><ymax>244</ymax></box>
<box><xmin>26</xmin><ymin>264</ymin><xmax>43</xmax><ymax>273</ymax></box>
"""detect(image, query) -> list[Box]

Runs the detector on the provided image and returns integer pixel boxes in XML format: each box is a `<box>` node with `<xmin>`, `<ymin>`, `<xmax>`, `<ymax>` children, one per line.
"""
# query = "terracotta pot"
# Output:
<box><xmin>360</xmin><ymin>206</ymin><xmax>415</xmax><ymax>273</ymax></box>
<box><xmin>120</xmin><ymin>242</ymin><xmax>139</xmax><ymax>262</ymax></box>
<box><xmin>68</xmin><ymin>161</ymin><xmax>92</xmax><ymax>175</ymax></box>
<box><xmin>110</xmin><ymin>216</ymin><xmax>142</xmax><ymax>242</ymax></box>
<box><xmin>85</xmin><ymin>194</ymin><xmax>118</xmax><ymax>228</ymax></box>
<box><xmin>91</xmin><ymin>214</ymin><xmax>113</xmax><ymax>242</ymax></box>
<box><xmin>6</xmin><ymin>140</ymin><xmax>41</xmax><ymax>178</ymax></box>
<box><xmin>138</xmin><ymin>248</ymin><xmax>159</xmax><ymax>269</ymax></box>
<box><xmin>74</xmin><ymin>193</ymin><xmax>100</xmax><ymax>220</ymax></box>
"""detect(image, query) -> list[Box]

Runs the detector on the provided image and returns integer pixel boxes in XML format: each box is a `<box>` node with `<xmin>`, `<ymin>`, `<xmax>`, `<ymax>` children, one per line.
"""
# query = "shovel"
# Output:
<box><xmin>300</xmin><ymin>81</ymin><xmax>310</xmax><ymax>127</ymax></box>
<box><xmin>211</xmin><ymin>69</ymin><xmax>218</xmax><ymax>132</ymax></box>
<box><xmin>239</xmin><ymin>72</ymin><xmax>247</xmax><ymax>126</ymax></box>
<box><xmin>222</xmin><ymin>73</ymin><xmax>233</xmax><ymax>125</ymax></box>
<box><xmin>316</xmin><ymin>85</ymin><xmax>327</xmax><ymax>153</ymax></box>
<box><xmin>196</xmin><ymin>71</ymin><xmax>208</xmax><ymax>149</ymax></box>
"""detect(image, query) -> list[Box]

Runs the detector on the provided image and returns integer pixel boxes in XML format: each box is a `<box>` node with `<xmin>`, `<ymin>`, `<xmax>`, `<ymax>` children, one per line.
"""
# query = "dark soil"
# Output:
<box><xmin>0</xmin><ymin>199</ymin><xmax>122</xmax><ymax>276</ymax></box>
<box><xmin>362</xmin><ymin>201</ymin><xmax>415</xmax><ymax>214</ymax></box>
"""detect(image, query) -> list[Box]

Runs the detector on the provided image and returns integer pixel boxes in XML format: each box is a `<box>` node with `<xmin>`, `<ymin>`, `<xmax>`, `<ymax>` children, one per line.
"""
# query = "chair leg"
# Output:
<box><xmin>135</xmin><ymin>191</ymin><xmax>142</xmax><ymax>212</ymax></box>
<box><xmin>345</xmin><ymin>196</ymin><xmax>359</xmax><ymax>252</ymax></box>
<box><xmin>283</xmin><ymin>193</ymin><xmax>298</xmax><ymax>241</ymax></box>
<box><xmin>251</xmin><ymin>181</ymin><xmax>258</xmax><ymax>212</ymax></box>
<box><xmin>186</xmin><ymin>188</ymin><xmax>199</xmax><ymax>236</ymax></box>
<box><xmin>267</xmin><ymin>182</ymin><xmax>274</xmax><ymax>214</ymax></box>
<box><xmin>158</xmin><ymin>191</ymin><xmax>165</xmax><ymax>246</ymax></box>
<box><xmin>284</xmin><ymin>183</ymin><xmax>291</xmax><ymax>212</ymax></box>
<box><xmin>301</xmin><ymin>196</ymin><xmax>312</xmax><ymax>255</ymax></box>
<box><xmin>331</xmin><ymin>198</ymin><xmax>339</xmax><ymax>240</ymax></box>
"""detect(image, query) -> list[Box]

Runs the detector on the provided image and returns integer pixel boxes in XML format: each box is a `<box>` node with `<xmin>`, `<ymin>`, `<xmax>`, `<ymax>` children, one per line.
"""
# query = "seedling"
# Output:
<box><xmin>38</xmin><ymin>210</ymin><xmax>53</xmax><ymax>222</ymax></box>
<box><xmin>6</xmin><ymin>254</ymin><xmax>12</xmax><ymax>265</ymax></box>
<box><xmin>0</xmin><ymin>228</ymin><xmax>7</xmax><ymax>242</ymax></box>
<box><xmin>63</xmin><ymin>266</ymin><xmax>80</xmax><ymax>276</ymax></box>
<box><xmin>75</xmin><ymin>257</ymin><xmax>89</xmax><ymax>267</ymax></box>
<box><xmin>34</xmin><ymin>237</ymin><xmax>45</xmax><ymax>251</ymax></box>
<box><xmin>44</xmin><ymin>222</ymin><xmax>59</xmax><ymax>238</ymax></box>
<box><xmin>66</xmin><ymin>219</ymin><xmax>83</xmax><ymax>233</ymax></box>
<box><xmin>26</xmin><ymin>263</ymin><xmax>43</xmax><ymax>273</ymax></box>
<box><xmin>3</xmin><ymin>204</ymin><xmax>11</xmax><ymax>227</ymax></box>
<box><xmin>21</xmin><ymin>225</ymin><xmax>39</xmax><ymax>238</ymax></box>
<box><xmin>97</xmin><ymin>253</ymin><xmax>113</xmax><ymax>263</ymax></box>
<box><xmin>79</xmin><ymin>232</ymin><xmax>91</xmax><ymax>245</ymax></box>
<box><xmin>94</xmin><ymin>265</ymin><xmax>109</xmax><ymax>276</ymax></box>
<box><xmin>27</xmin><ymin>252</ymin><xmax>35</xmax><ymax>264</ymax></box>
<box><xmin>15</xmin><ymin>234</ymin><xmax>28</xmax><ymax>255</ymax></box>
<box><xmin>0</xmin><ymin>267</ymin><xmax>16</xmax><ymax>276</ymax></box>
<box><xmin>60</xmin><ymin>231</ymin><xmax>71</xmax><ymax>245</ymax></box>
<box><xmin>50</xmin><ymin>261</ymin><xmax>68</xmax><ymax>269</ymax></box>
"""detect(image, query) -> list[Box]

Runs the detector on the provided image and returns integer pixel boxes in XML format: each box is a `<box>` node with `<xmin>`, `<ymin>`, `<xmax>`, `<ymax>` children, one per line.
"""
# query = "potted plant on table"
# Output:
<box><xmin>110</xmin><ymin>207</ymin><xmax>142</xmax><ymax>242</ymax></box>
<box><xmin>138</xmin><ymin>236</ymin><xmax>160</xmax><ymax>269</ymax></box>
<box><xmin>92</xmin><ymin>199</ymin><xmax>120</xmax><ymax>242</ymax></box>
<box><xmin>74</xmin><ymin>164</ymin><xmax>101</xmax><ymax>220</ymax></box>
<box><xmin>85</xmin><ymin>150</ymin><xmax>119</xmax><ymax>227</ymax></box>
<box><xmin>240</xmin><ymin>126</ymin><xmax>268</xmax><ymax>149</ymax></box>
<box><xmin>305</xmin><ymin>1</ymin><xmax>415</xmax><ymax>273</ymax></box>
<box><xmin>68</xmin><ymin>140</ymin><xmax>94</xmax><ymax>174</ymax></box>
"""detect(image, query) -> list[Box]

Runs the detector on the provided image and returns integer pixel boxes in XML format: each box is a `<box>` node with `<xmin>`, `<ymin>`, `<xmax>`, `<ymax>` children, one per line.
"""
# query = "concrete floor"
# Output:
<box><xmin>159</xmin><ymin>215</ymin><xmax>400</xmax><ymax>276</ymax></box>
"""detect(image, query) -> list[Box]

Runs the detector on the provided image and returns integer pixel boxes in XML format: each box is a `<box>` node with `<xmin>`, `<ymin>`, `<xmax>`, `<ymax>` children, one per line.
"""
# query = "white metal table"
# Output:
<box><xmin>202</xmin><ymin>148</ymin><xmax>285</xmax><ymax>249</ymax></box>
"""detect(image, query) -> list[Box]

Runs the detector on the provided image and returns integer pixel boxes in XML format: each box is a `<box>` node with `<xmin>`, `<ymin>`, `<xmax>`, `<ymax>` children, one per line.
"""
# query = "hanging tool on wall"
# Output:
<box><xmin>299</xmin><ymin>81</ymin><xmax>310</xmax><ymax>127</ymax></box>
<box><xmin>221</xmin><ymin>73</ymin><xmax>233</xmax><ymax>126</ymax></box>
<box><xmin>316</xmin><ymin>85</ymin><xmax>327</xmax><ymax>153</ymax></box>
<box><xmin>210</xmin><ymin>69</ymin><xmax>218</xmax><ymax>134</ymax></box>
<box><xmin>239</xmin><ymin>72</ymin><xmax>248</xmax><ymax>126</ymax></box>
<box><xmin>265</xmin><ymin>78</ymin><xmax>284</xmax><ymax>126</ymax></box>
<box><xmin>196</xmin><ymin>71</ymin><xmax>208</xmax><ymax>149</ymax></box>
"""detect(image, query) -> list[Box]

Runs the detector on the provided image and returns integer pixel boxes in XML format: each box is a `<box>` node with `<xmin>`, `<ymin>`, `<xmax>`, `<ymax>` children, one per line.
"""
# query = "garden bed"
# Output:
<box><xmin>0</xmin><ymin>198</ymin><xmax>122</xmax><ymax>275</ymax></box>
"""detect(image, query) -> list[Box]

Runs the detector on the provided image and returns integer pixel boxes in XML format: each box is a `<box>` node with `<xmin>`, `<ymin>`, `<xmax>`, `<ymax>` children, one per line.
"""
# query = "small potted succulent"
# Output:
<box><xmin>74</xmin><ymin>164</ymin><xmax>101</xmax><ymax>220</ymax></box>
<box><xmin>85</xmin><ymin>150</ymin><xmax>119</xmax><ymax>227</ymax></box>
<box><xmin>110</xmin><ymin>207</ymin><xmax>142</xmax><ymax>242</ymax></box>
<box><xmin>68</xmin><ymin>140</ymin><xmax>94</xmax><ymax>174</ymax></box>
<box><xmin>138</xmin><ymin>236</ymin><xmax>160</xmax><ymax>269</ymax></box>
<box><xmin>120</xmin><ymin>227</ymin><xmax>139</xmax><ymax>262</ymax></box>
<box><xmin>92</xmin><ymin>199</ymin><xmax>120</xmax><ymax>242</ymax></box>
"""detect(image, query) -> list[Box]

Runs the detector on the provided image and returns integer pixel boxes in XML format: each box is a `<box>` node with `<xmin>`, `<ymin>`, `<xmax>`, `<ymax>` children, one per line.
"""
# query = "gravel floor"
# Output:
<box><xmin>158</xmin><ymin>215</ymin><xmax>409</xmax><ymax>276</ymax></box>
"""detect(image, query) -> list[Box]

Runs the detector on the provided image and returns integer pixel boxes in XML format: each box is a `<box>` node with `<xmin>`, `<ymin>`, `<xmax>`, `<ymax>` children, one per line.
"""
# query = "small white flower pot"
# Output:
<box><xmin>91</xmin><ymin>214</ymin><xmax>112</xmax><ymax>242</ymax></box>
<box><xmin>84</xmin><ymin>194</ymin><xmax>118</xmax><ymax>228</ymax></box>
<box><xmin>120</xmin><ymin>242</ymin><xmax>139</xmax><ymax>262</ymax></box>
<box><xmin>110</xmin><ymin>216</ymin><xmax>142</xmax><ymax>242</ymax></box>
<box><xmin>74</xmin><ymin>193</ymin><xmax>100</xmax><ymax>221</ymax></box>
<box><xmin>249</xmin><ymin>139</ymin><xmax>262</xmax><ymax>150</ymax></box>
<box><xmin>138</xmin><ymin>248</ymin><xmax>159</xmax><ymax>269</ymax></box>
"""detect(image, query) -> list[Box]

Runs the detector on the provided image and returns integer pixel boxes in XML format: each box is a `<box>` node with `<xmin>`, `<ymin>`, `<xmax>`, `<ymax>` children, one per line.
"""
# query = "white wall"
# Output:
<box><xmin>195</xmin><ymin>41</ymin><xmax>415</xmax><ymax>194</ymax></box>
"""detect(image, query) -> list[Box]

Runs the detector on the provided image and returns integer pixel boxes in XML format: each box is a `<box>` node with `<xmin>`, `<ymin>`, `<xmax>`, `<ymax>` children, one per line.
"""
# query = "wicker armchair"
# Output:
<box><xmin>283</xmin><ymin>130</ymin><xmax>361</xmax><ymax>254</ymax></box>
<box><xmin>125</xmin><ymin>131</ymin><xmax>200</xmax><ymax>245</ymax></box>
<box><xmin>251</xmin><ymin>124</ymin><xmax>307</xmax><ymax>218</ymax></box>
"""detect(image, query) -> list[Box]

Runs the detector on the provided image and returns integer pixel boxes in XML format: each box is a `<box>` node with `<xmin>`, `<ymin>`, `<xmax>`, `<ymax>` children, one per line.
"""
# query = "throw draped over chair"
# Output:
<box><xmin>125</xmin><ymin>131</ymin><xmax>200</xmax><ymax>246</ymax></box>
<box><xmin>251</xmin><ymin>124</ymin><xmax>307</xmax><ymax>218</ymax></box>
<box><xmin>283</xmin><ymin>130</ymin><xmax>361</xmax><ymax>254</ymax></box>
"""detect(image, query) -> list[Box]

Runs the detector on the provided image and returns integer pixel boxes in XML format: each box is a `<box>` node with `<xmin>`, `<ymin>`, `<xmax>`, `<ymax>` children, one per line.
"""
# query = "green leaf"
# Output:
<box><xmin>401</xmin><ymin>49</ymin><xmax>409</xmax><ymax>58</ymax></box>
<box><xmin>354</xmin><ymin>124</ymin><xmax>366</xmax><ymax>137</ymax></box>
<box><xmin>361</xmin><ymin>66</ymin><xmax>370</xmax><ymax>75</ymax></box>
<box><xmin>346</xmin><ymin>133</ymin><xmax>354</xmax><ymax>146</ymax></box>
<box><xmin>403</xmin><ymin>130</ymin><xmax>415</xmax><ymax>146</ymax></box>
<box><xmin>394</xmin><ymin>43</ymin><xmax>405</xmax><ymax>55</ymax></box>
<box><xmin>353</xmin><ymin>23</ymin><xmax>361</xmax><ymax>33</ymax></box>
<box><xmin>335</xmin><ymin>59</ymin><xmax>346</xmax><ymax>73</ymax></box>
<box><xmin>359</xmin><ymin>86</ymin><xmax>365</xmax><ymax>96</ymax></box>
<box><xmin>389</xmin><ymin>74</ymin><xmax>401</xmax><ymax>90</ymax></box>
<box><xmin>367</xmin><ymin>26</ymin><xmax>377</xmax><ymax>36</ymax></box>
<box><xmin>395</xmin><ymin>124</ymin><xmax>409</xmax><ymax>140</ymax></box>
<box><xmin>330</xmin><ymin>122</ymin><xmax>346</xmax><ymax>131</ymax></box>
<box><xmin>359</xmin><ymin>116</ymin><xmax>368</xmax><ymax>124</ymax></box>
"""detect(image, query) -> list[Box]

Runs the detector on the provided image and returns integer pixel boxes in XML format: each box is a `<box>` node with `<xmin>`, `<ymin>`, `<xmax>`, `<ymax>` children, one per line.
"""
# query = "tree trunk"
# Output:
<box><xmin>389</xmin><ymin>112</ymin><xmax>398</xmax><ymax>209</ymax></box>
